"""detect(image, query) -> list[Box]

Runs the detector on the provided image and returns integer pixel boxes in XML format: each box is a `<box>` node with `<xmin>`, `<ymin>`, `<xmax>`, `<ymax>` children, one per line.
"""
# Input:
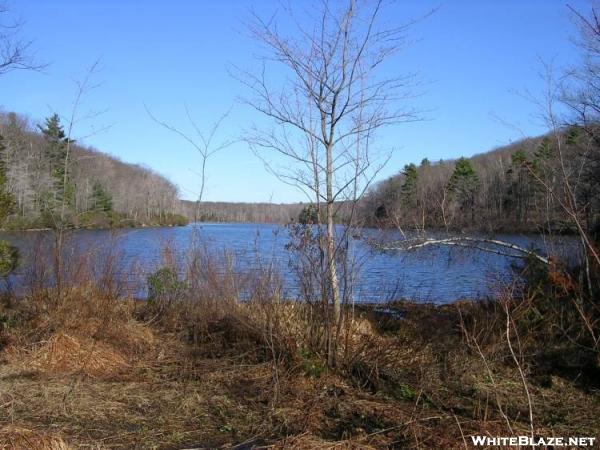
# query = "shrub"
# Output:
<box><xmin>147</xmin><ymin>267</ymin><xmax>187</xmax><ymax>311</ymax></box>
<box><xmin>299</xmin><ymin>347</ymin><xmax>325</xmax><ymax>377</ymax></box>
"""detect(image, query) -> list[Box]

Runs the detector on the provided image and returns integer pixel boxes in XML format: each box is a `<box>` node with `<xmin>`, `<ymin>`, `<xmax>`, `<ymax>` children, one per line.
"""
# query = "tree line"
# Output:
<box><xmin>180</xmin><ymin>200</ymin><xmax>306</xmax><ymax>224</ymax></box>
<box><xmin>0</xmin><ymin>111</ymin><xmax>187</xmax><ymax>229</ymax></box>
<box><xmin>359</xmin><ymin>128</ymin><xmax>600</xmax><ymax>238</ymax></box>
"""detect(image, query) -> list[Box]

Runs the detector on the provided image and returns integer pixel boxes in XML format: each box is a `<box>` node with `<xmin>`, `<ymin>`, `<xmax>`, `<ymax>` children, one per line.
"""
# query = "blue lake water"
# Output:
<box><xmin>0</xmin><ymin>223</ymin><xmax>578</xmax><ymax>303</ymax></box>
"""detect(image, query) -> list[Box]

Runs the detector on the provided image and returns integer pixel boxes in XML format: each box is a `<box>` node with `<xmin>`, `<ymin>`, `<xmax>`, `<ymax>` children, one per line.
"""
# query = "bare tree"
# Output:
<box><xmin>561</xmin><ymin>3</ymin><xmax>600</xmax><ymax>269</ymax></box>
<box><xmin>44</xmin><ymin>61</ymin><xmax>104</xmax><ymax>294</ymax></box>
<box><xmin>0</xmin><ymin>2</ymin><xmax>44</xmax><ymax>75</ymax></box>
<box><xmin>146</xmin><ymin>105</ymin><xmax>234</xmax><ymax>221</ymax></box>
<box><xmin>237</xmin><ymin>0</ymin><xmax>426</xmax><ymax>364</ymax></box>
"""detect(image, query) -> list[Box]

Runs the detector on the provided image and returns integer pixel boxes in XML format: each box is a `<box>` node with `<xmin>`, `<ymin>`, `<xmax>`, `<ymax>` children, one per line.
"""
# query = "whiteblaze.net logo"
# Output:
<box><xmin>470</xmin><ymin>436</ymin><xmax>596</xmax><ymax>447</ymax></box>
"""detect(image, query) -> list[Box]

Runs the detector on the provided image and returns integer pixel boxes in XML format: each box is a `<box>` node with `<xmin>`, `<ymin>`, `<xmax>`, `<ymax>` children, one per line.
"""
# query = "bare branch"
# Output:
<box><xmin>145</xmin><ymin>104</ymin><xmax>235</xmax><ymax>215</ymax></box>
<box><xmin>373</xmin><ymin>236</ymin><xmax>550</xmax><ymax>265</ymax></box>
<box><xmin>0</xmin><ymin>2</ymin><xmax>46</xmax><ymax>75</ymax></box>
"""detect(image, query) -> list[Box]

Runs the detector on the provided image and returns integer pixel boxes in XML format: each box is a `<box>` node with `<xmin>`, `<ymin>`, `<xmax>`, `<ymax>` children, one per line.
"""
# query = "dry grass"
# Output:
<box><xmin>27</xmin><ymin>332</ymin><xmax>129</xmax><ymax>378</ymax></box>
<box><xmin>268</xmin><ymin>433</ymin><xmax>378</xmax><ymax>449</ymax></box>
<box><xmin>0</xmin><ymin>426</ymin><xmax>72</xmax><ymax>450</ymax></box>
<box><xmin>0</xmin><ymin>283</ymin><xmax>598</xmax><ymax>449</ymax></box>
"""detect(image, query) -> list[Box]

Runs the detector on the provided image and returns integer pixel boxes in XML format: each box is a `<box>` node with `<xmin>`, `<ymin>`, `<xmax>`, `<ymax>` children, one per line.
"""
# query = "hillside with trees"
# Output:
<box><xmin>0</xmin><ymin>111</ymin><xmax>187</xmax><ymax>229</ymax></box>
<box><xmin>361</xmin><ymin>129</ymin><xmax>600</xmax><ymax>237</ymax></box>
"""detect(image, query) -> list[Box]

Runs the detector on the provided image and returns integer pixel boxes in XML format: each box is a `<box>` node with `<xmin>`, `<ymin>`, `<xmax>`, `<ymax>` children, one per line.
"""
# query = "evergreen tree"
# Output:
<box><xmin>38</xmin><ymin>114</ymin><xmax>68</xmax><ymax>176</ymax></box>
<box><xmin>566</xmin><ymin>126</ymin><xmax>581</xmax><ymax>146</ymax></box>
<box><xmin>385</xmin><ymin>177</ymin><xmax>402</xmax><ymax>204</ymax></box>
<box><xmin>534</xmin><ymin>137</ymin><xmax>553</xmax><ymax>164</ymax></box>
<box><xmin>531</xmin><ymin>138</ymin><xmax>554</xmax><ymax>195</ymax></box>
<box><xmin>90</xmin><ymin>182</ymin><xmax>113</xmax><ymax>213</ymax></box>
<box><xmin>401</xmin><ymin>163</ymin><xmax>419</xmax><ymax>209</ymax></box>
<box><xmin>376</xmin><ymin>176</ymin><xmax>403</xmax><ymax>220</ymax></box>
<box><xmin>38</xmin><ymin>114</ymin><xmax>76</xmax><ymax>219</ymax></box>
<box><xmin>298</xmin><ymin>203</ymin><xmax>319</xmax><ymax>225</ymax></box>
<box><xmin>447</xmin><ymin>157</ymin><xmax>479</xmax><ymax>219</ymax></box>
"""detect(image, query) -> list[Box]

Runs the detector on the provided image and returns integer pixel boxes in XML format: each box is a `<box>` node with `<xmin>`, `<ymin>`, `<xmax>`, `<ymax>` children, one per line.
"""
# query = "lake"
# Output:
<box><xmin>1</xmin><ymin>223</ymin><xmax>578</xmax><ymax>303</ymax></box>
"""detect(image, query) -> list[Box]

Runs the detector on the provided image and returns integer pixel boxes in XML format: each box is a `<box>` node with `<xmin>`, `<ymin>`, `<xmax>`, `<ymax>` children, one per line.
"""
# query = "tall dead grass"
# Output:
<box><xmin>2</xmin><ymin>233</ymin><xmax>155</xmax><ymax>380</ymax></box>
<box><xmin>0</xmin><ymin>426</ymin><xmax>72</xmax><ymax>450</ymax></box>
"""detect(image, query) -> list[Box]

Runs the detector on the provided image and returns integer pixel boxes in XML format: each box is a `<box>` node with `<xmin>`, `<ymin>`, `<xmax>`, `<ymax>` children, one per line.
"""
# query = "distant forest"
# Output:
<box><xmin>359</xmin><ymin>127</ymin><xmax>600</xmax><ymax>235</ymax></box>
<box><xmin>1</xmin><ymin>110</ymin><xmax>598</xmax><ymax>234</ymax></box>
<box><xmin>181</xmin><ymin>201</ymin><xmax>306</xmax><ymax>224</ymax></box>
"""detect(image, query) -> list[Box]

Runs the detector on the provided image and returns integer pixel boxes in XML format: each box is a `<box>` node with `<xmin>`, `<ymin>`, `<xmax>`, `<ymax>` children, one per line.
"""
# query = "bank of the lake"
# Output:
<box><xmin>1</xmin><ymin>212</ymin><xmax>189</xmax><ymax>232</ymax></box>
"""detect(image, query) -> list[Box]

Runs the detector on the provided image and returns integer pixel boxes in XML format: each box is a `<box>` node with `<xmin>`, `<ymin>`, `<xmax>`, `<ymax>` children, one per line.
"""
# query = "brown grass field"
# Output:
<box><xmin>0</xmin><ymin>281</ymin><xmax>598</xmax><ymax>450</ymax></box>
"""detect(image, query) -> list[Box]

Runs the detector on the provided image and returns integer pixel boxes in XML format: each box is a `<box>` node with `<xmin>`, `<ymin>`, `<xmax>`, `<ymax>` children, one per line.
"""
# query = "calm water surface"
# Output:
<box><xmin>1</xmin><ymin>223</ymin><xmax>578</xmax><ymax>303</ymax></box>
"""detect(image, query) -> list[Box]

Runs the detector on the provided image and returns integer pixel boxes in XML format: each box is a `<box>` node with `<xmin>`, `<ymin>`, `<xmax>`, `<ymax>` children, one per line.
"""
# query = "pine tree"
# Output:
<box><xmin>530</xmin><ymin>138</ymin><xmax>554</xmax><ymax>199</ymax></box>
<box><xmin>38</xmin><ymin>114</ymin><xmax>76</xmax><ymax>220</ymax></box>
<box><xmin>566</xmin><ymin>126</ymin><xmax>581</xmax><ymax>146</ymax></box>
<box><xmin>90</xmin><ymin>182</ymin><xmax>113</xmax><ymax>213</ymax></box>
<box><xmin>38</xmin><ymin>114</ymin><xmax>68</xmax><ymax>176</ymax></box>
<box><xmin>298</xmin><ymin>204</ymin><xmax>319</xmax><ymax>225</ymax></box>
<box><xmin>447</xmin><ymin>157</ymin><xmax>479</xmax><ymax>220</ymax></box>
<box><xmin>534</xmin><ymin>137</ymin><xmax>553</xmax><ymax>163</ymax></box>
<box><xmin>0</xmin><ymin>240</ymin><xmax>18</xmax><ymax>277</ymax></box>
<box><xmin>401</xmin><ymin>163</ymin><xmax>419</xmax><ymax>209</ymax></box>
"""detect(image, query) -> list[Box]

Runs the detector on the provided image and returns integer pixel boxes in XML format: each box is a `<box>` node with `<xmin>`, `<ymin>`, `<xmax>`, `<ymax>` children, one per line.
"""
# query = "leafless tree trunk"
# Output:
<box><xmin>238</xmin><ymin>0</ymin><xmax>425</xmax><ymax>364</ymax></box>
<box><xmin>50</xmin><ymin>61</ymin><xmax>103</xmax><ymax>294</ymax></box>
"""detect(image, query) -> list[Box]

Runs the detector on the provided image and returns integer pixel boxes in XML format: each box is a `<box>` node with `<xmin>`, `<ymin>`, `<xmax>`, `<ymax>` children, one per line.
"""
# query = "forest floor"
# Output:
<box><xmin>0</xmin><ymin>293</ymin><xmax>598</xmax><ymax>449</ymax></box>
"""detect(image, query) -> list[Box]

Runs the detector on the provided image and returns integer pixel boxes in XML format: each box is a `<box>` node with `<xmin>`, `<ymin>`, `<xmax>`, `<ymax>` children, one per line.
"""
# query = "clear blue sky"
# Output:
<box><xmin>0</xmin><ymin>0</ymin><xmax>587</xmax><ymax>202</ymax></box>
